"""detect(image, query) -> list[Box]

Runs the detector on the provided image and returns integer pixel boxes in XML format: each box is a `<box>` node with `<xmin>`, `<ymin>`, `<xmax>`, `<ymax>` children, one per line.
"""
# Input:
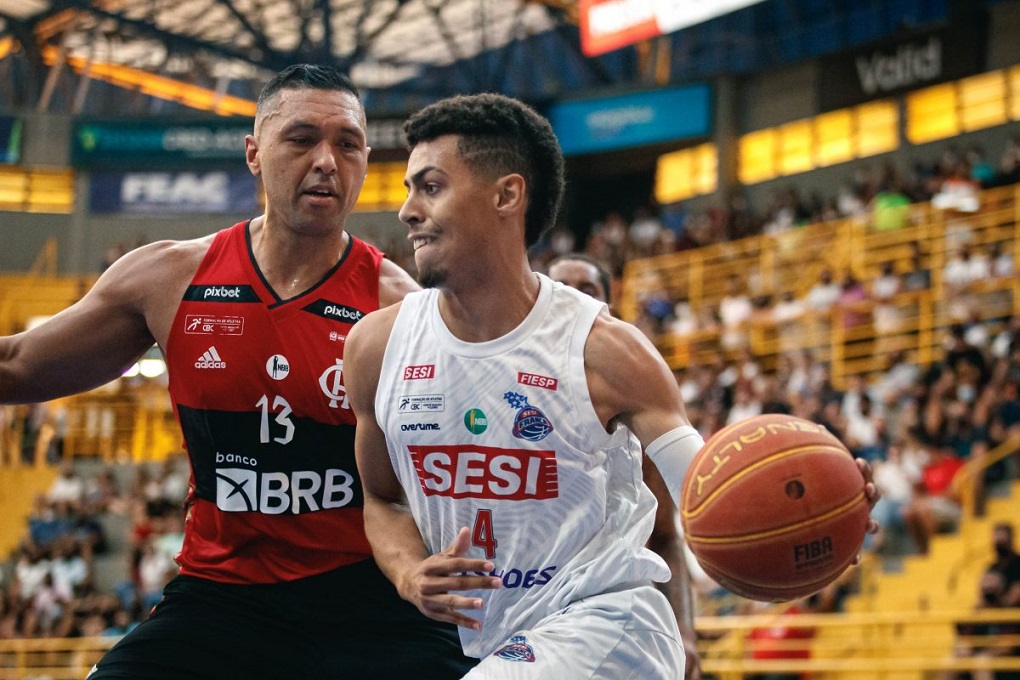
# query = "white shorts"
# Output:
<box><xmin>463</xmin><ymin>585</ymin><xmax>684</xmax><ymax>680</ymax></box>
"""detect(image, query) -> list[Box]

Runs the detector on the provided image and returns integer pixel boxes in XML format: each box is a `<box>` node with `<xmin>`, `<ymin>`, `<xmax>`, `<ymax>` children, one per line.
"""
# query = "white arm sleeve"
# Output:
<box><xmin>645</xmin><ymin>425</ymin><xmax>705</xmax><ymax>508</ymax></box>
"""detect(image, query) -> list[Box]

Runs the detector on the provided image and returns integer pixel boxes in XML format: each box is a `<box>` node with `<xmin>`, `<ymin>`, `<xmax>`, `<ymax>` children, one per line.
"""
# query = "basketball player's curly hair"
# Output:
<box><xmin>403</xmin><ymin>93</ymin><xmax>566</xmax><ymax>247</ymax></box>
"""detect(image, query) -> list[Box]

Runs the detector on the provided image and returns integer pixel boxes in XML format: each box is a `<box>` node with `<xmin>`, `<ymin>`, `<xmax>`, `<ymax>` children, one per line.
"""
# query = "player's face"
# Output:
<box><xmin>246</xmin><ymin>88</ymin><xmax>369</xmax><ymax>236</ymax></box>
<box><xmin>548</xmin><ymin>259</ymin><xmax>607</xmax><ymax>303</ymax></box>
<box><xmin>400</xmin><ymin>134</ymin><xmax>500</xmax><ymax>288</ymax></box>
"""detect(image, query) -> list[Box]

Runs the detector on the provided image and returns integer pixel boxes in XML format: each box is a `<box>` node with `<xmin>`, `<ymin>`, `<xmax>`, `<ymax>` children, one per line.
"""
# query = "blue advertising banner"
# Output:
<box><xmin>0</xmin><ymin>115</ymin><xmax>22</xmax><ymax>164</ymax></box>
<box><xmin>73</xmin><ymin>119</ymin><xmax>252</xmax><ymax>169</ymax></box>
<box><xmin>90</xmin><ymin>171</ymin><xmax>258</xmax><ymax>215</ymax></box>
<box><xmin>548</xmin><ymin>85</ymin><xmax>711</xmax><ymax>156</ymax></box>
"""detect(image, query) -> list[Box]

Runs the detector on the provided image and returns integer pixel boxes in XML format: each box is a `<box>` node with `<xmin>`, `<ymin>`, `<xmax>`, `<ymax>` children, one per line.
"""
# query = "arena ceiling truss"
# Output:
<box><xmin>0</xmin><ymin>0</ymin><xmax>592</xmax><ymax>115</ymax></box>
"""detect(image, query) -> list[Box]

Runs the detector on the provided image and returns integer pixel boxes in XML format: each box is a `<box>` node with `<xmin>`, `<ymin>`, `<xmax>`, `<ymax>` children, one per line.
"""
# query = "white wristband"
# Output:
<box><xmin>645</xmin><ymin>425</ymin><xmax>705</xmax><ymax>507</ymax></box>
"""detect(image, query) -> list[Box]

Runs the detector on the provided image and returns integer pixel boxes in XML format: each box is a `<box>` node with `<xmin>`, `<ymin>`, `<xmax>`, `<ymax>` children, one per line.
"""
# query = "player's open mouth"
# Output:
<box><xmin>413</xmin><ymin>237</ymin><xmax>434</xmax><ymax>251</ymax></box>
<box><xmin>304</xmin><ymin>185</ymin><xmax>337</xmax><ymax>200</ymax></box>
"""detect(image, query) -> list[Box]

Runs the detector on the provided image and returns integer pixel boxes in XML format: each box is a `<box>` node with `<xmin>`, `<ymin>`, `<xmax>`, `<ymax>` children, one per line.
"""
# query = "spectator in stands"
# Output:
<box><xmin>844</xmin><ymin>394</ymin><xmax>887</xmax><ymax>463</ymax></box>
<box><xmin>990</xmin><ymin>315</ymin><xmax>1020</xmax><ymax>361</ymax></box>
<box><xmin>805</xmin><ymin>268</ymin><xmax>841</xmax><ymax>313</ymax></box>
<box><xmin>903</xmin><ymin>244</ymin><xmax>932</xmax><ymax>292</ymax></box>
<box><xmin>103</xmin><ymin>607</ymin><xmax>139</xmax><ymax>637</ymax></box>
<box><xmin>637</xmin><ymin>282</ymin><xmax>676</xmax><ymax>338</ymax></box>
<box><xmin>27</xmin><ymin>496</ymin><xmax>72</xmax><ymax>550</ymax></box>
<box><xmin>966</xmin><ymin>146</ymin><xmax>997</xmax><ymax>187</ymax></box>
<box><xmin>47</xmin><ymin>460</ymin><xmax>84</xmax><ymax>506</ymax></box>
<box><xmin>726</xmin><ymin>383</ymin><xmax>762</xmax><ymax>425</ymax></box>
<box><xmin>944</xmin><ymin>569</ymin><xmax>1020</xmax><ymax>680</ymax></box>
<box><xmin>758</xmin><ymin>374</ymin><xmax>793</xmax><ymax>415</ymax></box>
<box><xmin>746</xmin><ymin>597</ymin><xmax>817</xmax><ymax>680</ymax></box>
<box><xmin>933</xmin><ymin>160</ymin><xmax>982</xmax><ymax>213</ymax></box>
<box><xmin>772</xmin><ymin>290</ymin><xmax>806</xmax><ymax>353</ymax></box>
<box><xmin>669</xmin><ymin>298</ymin><xmax>701</xmax><ymax>336</ymax></box>
<box><xmin>993</xmin><ymin>136</ymin><xmax>1020</xmax><ymax>187</ymax></box>
<box><xmin>903</xmin><ymin>443</ymin><xmax>964</xmax><ymax>554</ymax></box>
<box><xmin>151</xmin><ymin>456</ymin><xmax>188</xmax><ymax>504</ymax></box>
<box><xmin>944</xmin><ymin>244</ymin><xmax>991</xmax><ymax>321</ymax></box>
<box><xmin>629</xmin><ymin>206</ymin><xmax>665</xmax><ymax>258</ymax></box>
<box><xmin>719</xmin><ymin>274</ymin><xmax>754</xmax><ymax>351</ymax></box>
<box><xmin>944</xmin><ymin>323</ymin><xmax>990</xmax><ymax>384</ymax></box>
<box><xmin>49</xmin><ymin>536</ymin><xmax>89</xmax><ymax>602</ymax></box>
<box><xmin>836</xmin><ymin>272</ymin><xmax>870</xmax><ymax>330</ymax></box>
<box><xmin>836</xmin><ymin>183</ymin><xmax>868</xmax><ymax>219</ymax></box>
<box><xmin>870</xmin><ymin>177</ymin><xmax>911</xmax><ymax>231</ymax></box>
<box><xmin>871</xmin><ymin>350</ymin><xmax>921</xmax><ymax>410</ymax></box>
<box><xmin>868</xmin><ymin>440</ymin><xmax>922</xmax><ymax>555</ymax></box>
<box><xmin>986</xmin><ymin>523</ymin><xmax>1020</xmax><ymax>608</ymax></box>
<box><xmin>988</xmin><ymin>242</ymin><xmax>1013</xmax><ymax>279</ymax></box>
<box><xmin>82</xmin><ymin>467</ymin><xmax>123</xmax><ymax>515</ymax></box>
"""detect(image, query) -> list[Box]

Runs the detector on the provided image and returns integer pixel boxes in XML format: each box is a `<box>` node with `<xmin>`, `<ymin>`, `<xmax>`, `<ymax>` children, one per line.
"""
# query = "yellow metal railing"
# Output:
<box><xmin>0</xmin><ymin>610</ymin><xmax>1018</xmax><ymax>679</ymax></box>
<box><xmin>622</xmin><ymin>183</ymin><xmax>1020</xmax><ymax>384</ymax></box>
<box><xmin>695</xmin><ymin>608</ymin><xmax>1020</xmax><ymax>680</ymax></box>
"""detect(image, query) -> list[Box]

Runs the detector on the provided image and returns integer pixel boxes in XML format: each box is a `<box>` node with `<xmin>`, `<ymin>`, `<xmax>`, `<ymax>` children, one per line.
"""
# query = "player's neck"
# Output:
<box><xmin>249</xmin><ymin>217</ymin><xmax>349</xmax><ymax>297</ymax></box>
<box><xmin>437</xmin><ymin>266</ymin><xmax>540</xmax><ymax>343</ymax></box>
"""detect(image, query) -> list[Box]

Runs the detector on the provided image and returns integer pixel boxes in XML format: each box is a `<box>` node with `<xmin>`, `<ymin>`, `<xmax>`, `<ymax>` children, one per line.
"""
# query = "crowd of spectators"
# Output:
<box><xmin>0</xmin><ymin>457</ymin><xmax>188</xmax><ymax>640</ymax></box>
<box><xmin>529</xmin><ymin>136</ymin><xmax>1020</xmax><ymax>280</ymax></box>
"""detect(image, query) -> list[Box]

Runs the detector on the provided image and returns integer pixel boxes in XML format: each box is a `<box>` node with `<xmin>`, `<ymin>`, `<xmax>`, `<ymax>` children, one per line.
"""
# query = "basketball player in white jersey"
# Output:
<box><xmin>343</xmin><ymin>93</ymin><xmax>879</xmax><ymax>678</ymax></box>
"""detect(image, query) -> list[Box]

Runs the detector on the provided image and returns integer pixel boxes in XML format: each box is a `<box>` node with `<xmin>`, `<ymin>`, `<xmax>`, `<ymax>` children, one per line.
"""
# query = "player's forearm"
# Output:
<box><xmin>363</xmin><ymin>494</ymin><xmax>431</xmax><ymax>597</ymax></box>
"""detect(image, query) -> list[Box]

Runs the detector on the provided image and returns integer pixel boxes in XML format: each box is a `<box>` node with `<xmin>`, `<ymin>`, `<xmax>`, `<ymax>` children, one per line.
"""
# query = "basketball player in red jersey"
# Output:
<box><xmin>0</xmin><ymin>64</ymin><xmax>476</xmax><ymax>679</ymax></box>
<box><xmin>548</xmin><ymin>252</ymin><xmax>702</xmax><ymax>680</ymax></box>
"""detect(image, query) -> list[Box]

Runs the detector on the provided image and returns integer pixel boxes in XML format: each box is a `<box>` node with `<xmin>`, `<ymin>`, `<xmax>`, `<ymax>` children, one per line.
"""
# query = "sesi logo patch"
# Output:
<box><xmin>408</xmin><ymin>445</ymin><xmax>558</xmax><ymax>500</ymax></box>
<box><xmin>403</xmin><ymin>364</ymin><xmax>435</xmax><ymax>380</ymax></box>
<box><xmin>517</xmin><ymin>372</ymin><xmax>558</xmax><ymax>391</ymax></box>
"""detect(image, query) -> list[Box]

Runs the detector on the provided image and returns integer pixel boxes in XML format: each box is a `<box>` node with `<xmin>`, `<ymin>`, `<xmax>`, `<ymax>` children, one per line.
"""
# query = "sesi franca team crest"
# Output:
<box><xmin>493</xmin><ymin>635</ymin><xmax>536</xmax><ymax>663</ymax></box>
<box><xmin>503</xmin><ymin>391</ymin><xmax>553</xmax><ymax>442</ymax></box>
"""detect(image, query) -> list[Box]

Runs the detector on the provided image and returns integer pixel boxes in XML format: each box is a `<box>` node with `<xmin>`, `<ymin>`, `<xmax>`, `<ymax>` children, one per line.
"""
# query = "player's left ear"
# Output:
<box><xmin>494</xmin><ymin>173</ymin><xmax>526</xmax><ymax>217</ymax></box>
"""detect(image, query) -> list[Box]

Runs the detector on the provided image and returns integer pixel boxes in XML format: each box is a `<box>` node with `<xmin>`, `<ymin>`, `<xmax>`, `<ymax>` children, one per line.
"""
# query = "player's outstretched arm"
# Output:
<box><xmin>584</xmin><ymin>312</ymin><xmax>702</xmax><ymax>506</ymax></box>
<box><xmin>345</xmin><ymin>308</ymin><xmax>501</xmax><ymax>630</ymax></box>
<box><xmin>0</xmin><ymin>240</ymin><xmax>193</xmax><ymax>404</ymax></box>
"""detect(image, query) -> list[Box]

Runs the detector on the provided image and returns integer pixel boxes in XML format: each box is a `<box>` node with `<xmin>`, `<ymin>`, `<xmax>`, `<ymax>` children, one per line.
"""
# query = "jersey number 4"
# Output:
<box><xmin>471</xmin><ymin>509</ymin><xmax>498</xmax><ymax>559</ymax></box>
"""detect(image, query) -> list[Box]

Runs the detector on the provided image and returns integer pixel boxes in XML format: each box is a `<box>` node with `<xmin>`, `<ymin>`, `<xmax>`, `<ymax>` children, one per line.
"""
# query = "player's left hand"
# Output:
<box><xmin>398</xmin><ymin>527</ymin><xmax>503</xmax><ymax>631</ymax></box>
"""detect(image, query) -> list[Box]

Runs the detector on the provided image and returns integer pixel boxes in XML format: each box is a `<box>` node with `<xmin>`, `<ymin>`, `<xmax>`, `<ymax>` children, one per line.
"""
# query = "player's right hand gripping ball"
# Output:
<box><xmin>680</xmin><ymin>414</ymin><xmax>869</xmax><ymax>602</ymax></box>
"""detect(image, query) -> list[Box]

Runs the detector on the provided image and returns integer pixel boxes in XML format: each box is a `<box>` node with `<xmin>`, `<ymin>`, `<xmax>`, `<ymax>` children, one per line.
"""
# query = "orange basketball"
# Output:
<box><xmin>680</xmin><ymin>414</ymin><xmax>870</xmax><ymax>602</ymax></box>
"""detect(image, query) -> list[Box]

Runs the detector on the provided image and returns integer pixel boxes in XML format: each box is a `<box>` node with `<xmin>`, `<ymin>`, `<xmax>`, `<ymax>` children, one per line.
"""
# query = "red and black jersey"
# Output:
<box><xmin>166</xmin><ymin>220</ymin><xmax>382</xmax><ymax>584</ymax></box>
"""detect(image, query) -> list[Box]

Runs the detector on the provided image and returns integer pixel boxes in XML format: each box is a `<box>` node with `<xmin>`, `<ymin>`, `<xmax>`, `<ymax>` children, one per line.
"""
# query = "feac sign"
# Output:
<box><xmin>121</xmin><ymin>172</ymin><xmax>230</xmax><ymax>209</ymax></box>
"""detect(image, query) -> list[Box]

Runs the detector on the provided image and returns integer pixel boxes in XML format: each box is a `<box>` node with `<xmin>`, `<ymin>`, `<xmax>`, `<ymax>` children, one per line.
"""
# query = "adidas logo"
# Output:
<box><xmin>195</xmin><ymin>346</ymin><xmax>226</xmax><ymax>369</ymax></box>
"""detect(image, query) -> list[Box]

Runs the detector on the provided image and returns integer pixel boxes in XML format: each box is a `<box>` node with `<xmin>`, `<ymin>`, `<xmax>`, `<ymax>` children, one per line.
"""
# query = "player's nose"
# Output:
<box><xmin>312</xmin><ymin>140</ymin><xmax>337</xmax><ymax>174</ymax></box>
<box><xmin>398</xmin><ymin>190</ymin><xmax>421</xmax><ymax>226</ymax></box>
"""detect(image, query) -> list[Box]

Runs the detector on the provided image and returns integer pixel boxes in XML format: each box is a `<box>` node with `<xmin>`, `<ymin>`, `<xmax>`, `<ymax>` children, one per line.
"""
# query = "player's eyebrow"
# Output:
<box><xmin>405</xmin><ymin>166</ymin><xmax>443</xmax><ymax>188</ymax></box>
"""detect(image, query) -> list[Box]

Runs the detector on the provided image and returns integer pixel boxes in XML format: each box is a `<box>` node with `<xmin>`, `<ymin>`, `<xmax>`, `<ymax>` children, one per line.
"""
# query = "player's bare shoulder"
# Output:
<box><xmin>98</xmin><ymin>234</ymin><xmax>216</xmax><ymax>346</ymax></box>
<box><xmin>343</xmin><ymin>301</ymin><xmax>405</xmax><ymax>412</ymax></box>
<box><xmin>584</xmin><ymin>311</ymin><xmax>680</xmax><ymax>427</ymax></box>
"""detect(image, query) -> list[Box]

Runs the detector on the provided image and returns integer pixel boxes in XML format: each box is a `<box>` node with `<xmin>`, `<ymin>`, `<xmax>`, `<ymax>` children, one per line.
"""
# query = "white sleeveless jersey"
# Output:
<box><xmin>376</xmin><ymin>273</ymin><xmax>669</xmax><ymax>658</ymax></box>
